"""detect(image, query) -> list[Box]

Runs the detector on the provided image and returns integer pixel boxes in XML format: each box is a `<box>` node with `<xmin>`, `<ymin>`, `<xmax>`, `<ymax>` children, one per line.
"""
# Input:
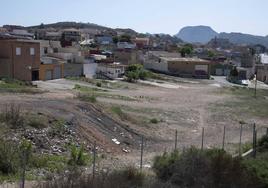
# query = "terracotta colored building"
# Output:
<box><xmin>144</xmin><ymin>51</ymin><xmax>211</xmax><ymax>78</ymax></box>
<box><xmin>0</xmin><ymin>39</ymin><xmax>40</xmax><ymax>81</ymax></box>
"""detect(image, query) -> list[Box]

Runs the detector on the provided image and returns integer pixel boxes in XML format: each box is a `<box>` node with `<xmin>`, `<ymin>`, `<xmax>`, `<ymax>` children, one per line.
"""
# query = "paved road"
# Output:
<box><xmin>213</xmin><ymin>76</ymin><xmax>268</xmax><ymax>90</ymax></box>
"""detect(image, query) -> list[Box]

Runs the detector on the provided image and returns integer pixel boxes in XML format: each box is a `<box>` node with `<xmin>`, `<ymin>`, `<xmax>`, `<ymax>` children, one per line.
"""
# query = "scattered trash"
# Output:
<box><xmin>112</xmin><ymin>138</ymin><xmax>120</xmax><ymax>145</ymax></box>
<box><xmin>122</xmin><ymin>148</ymin><xmax>130</xmax><ymax>153</ymax></box>
<box><xmin>144</xmin><ymin>164</ymin><xmax>151</xmax><ymax>168</ymax></box>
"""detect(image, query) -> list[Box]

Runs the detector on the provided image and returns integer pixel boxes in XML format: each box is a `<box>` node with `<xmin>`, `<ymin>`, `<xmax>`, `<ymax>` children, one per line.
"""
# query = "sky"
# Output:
<box><xmin>1</xmin><ymin>0</ymin><xmax>268</xmax><ymax>36</ymax></box>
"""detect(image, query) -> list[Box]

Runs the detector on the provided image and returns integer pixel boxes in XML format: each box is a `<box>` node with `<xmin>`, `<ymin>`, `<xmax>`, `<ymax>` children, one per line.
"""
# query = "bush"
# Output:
<box><xmin>153</xmin><ymin>147</ymin><xmax>263</xmax><ymax>188</ymax></box>
<box><xmin>77</xmin><ymin>93</ymin><xmax>97</xmax><ymax>103</ymax></box>
<box><xmin>150</xmin><ymin>118</ymin><xmax>159</xmax><ymax>124</ymax></box>
<box><xmin>68</xmin><ymin>144</ymin><xmax>89</xmax><ymax>166</ymax></box>
<box><xmin>258</xmin><ymin>135</ymin><xmax>268</xmax><ymax>152</ymax></box>
<box><xmin>96</xmin><ymin>82</ymin><xmax>102</xmax><ymax>87</ymax></box>
<box><xmin>35</xmin><ymin>167</ymin><xmax>146</xmax><ymax>188</ymax></box>
<box><xmin>0</xmin><ymin>139</ymin><xmax>32</xmax><ymax>176</ymax></box>
<box><xmin>125</xmin><ymin>70</ymin><xmax>140</xmax><ymax>82</ymax></box>
<box><xmin>31</xmin><ymin>154</ymin><xmax>68</xmax><ymax>173</ymax></box>
<box><xmin>111</xmin><ymin>106</ymin><xmax>128</xmax><ymax>120</ymax></box>
<box><xmin>0</xmin><ymin>104</ymin><xmax>24</xmax><ymax>128</ymax></box>
<box><xmin>25</xmin><ymin>114</ymin><xmax>48</xmax><ymax>129</ymax></box>
<box><xmin>243</xmin><ymin>159</ymin><xmax>268</xmax><ymax>187</ymax></box>
<box><xmin>0</xmin><ymin>139</ymin><xmax>20</xmax><ymax>175</ymax></box>
<box><xmin>125</xmin><ymin>64</ymin><xmax>149</xmax><ymax>82</ymax></box>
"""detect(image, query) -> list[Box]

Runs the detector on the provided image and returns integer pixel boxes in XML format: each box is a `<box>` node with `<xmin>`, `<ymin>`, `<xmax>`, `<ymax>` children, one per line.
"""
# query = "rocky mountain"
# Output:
<box><xmin>176</xmin><ymin>25</ymin><xmax>268</xmax><ymax>47</ymax></box>
<box><xmin>176</xmin><ymin>26</ymin><xmax>218</xmax><ymax>44</ymax></box>
<box><xmin>218</xmin><ymin>32</ymin><xmax>268</xmax><ymax>48</ymax></box>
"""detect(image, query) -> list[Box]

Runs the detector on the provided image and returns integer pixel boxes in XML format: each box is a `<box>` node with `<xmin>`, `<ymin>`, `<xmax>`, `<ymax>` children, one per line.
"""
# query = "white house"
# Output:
<box><xmin>96</xmin><ymin>63</ymin><xmax>125</xmax><ymax>79</ymax></box>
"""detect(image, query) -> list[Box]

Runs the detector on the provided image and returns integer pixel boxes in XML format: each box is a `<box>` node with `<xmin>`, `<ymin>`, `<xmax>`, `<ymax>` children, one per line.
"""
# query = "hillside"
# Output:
<box><xmin>27</xmin><ymin>21</ymin><xmax>110</xmax><ymax>31</ymax></box>
<box><xmin>218</xmin><ymin>32</ymin><xmax>268</xmax><ymax>48</ymax></box>
<box><xmin>176</xmin><ymin>26</ymin><xmax>218</xmax><ymax>44</ymax></box>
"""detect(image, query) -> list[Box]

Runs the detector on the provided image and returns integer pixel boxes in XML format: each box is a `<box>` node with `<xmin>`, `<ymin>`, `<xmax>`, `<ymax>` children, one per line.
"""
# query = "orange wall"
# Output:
<box><xmin>39</xmin><ymin>64</ymin><xmax>64</xmax><ymax>81</ymax></box>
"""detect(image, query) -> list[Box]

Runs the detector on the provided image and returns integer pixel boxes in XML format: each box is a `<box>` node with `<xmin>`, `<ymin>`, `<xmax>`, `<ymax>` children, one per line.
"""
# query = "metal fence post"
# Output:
<box><xmin>253</xmin><ymin>123</ymin><xmax>257</xmax><ymax>158</ymax></box>
<box><xmin>92</xmin><ymin>141</ymin><xmax>96</xmax><ymax>180</ymax></box>
<box><xmin>140</xmin><ymin>136</ymin><xmax>144</xmax><ymax>171</ymax></box>
<box><xmin>239</xmin><ymin>124</ymin><xmax>243</xmax><ymax>156</ymax></box>
<box><xmin>175</xmin><ymin>130</ymin><xmax>178</xmax><ymax>151</ymax></box>
<box><xmin>20</xmin><ymin>150</ymin><xmax>26</xmax><ymax>188</ymax></box>
<box><xmin>201</xmin><ymin>127</ymin><xmax>204</xmax><ymax>151</ymax></box>
<box><xmin>222</xmin><ymin>126</ymin><xmax>226</xmax><ymax>150</ymax></box>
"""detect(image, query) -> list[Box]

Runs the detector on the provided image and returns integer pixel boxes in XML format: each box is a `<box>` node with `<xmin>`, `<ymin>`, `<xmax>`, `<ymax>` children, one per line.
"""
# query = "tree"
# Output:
<box><xmin>119</xmin><ymin>34</ymin><xmax>131</xmax><ymax>42</ymax></box>
<box><xmin>113</xmin><ymin>36</ymin><xmax>119</xmax><ymax>44</ymax></box>
<box><xmin>125</xmin><ymin>64</ymin><xmax>149</xmax><ymax>82</ymax></box>
<box><xmin>230</xmin><ymin>66</ymin><xmax>239</xmax><ymax>77</ymax></box>
<box><xmin>207</xmin><ymin>50</ymin><xmax>216</xmax><ymax>58</ymax></box>
<box><xmin>179</xmin><ymin>44</ymin><xmax>193</xmax><ymax>57</ymax></box>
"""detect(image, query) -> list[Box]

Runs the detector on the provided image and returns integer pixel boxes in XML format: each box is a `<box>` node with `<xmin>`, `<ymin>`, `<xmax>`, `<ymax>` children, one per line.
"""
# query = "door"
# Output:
<box><xmin>31</xmin><ymin>70</ymin><xmax>39</xmax><ymax>81</ymax></box>
<box><xmin>53</xmin><ymin>66</ymin><xmax>61</xmax><ymax>79</ymax></box>
<box><xmin>45</xmin><ymin>70</ymin><xmax>52</xmax><ymax>80</ymax></box>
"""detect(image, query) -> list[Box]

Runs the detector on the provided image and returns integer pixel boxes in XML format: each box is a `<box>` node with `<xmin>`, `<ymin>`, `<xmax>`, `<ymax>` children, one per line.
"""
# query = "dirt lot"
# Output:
<box><xmin>1</xmin><ymin>76</ymin><xmax>268</xmax><ymax>170</ymax></box>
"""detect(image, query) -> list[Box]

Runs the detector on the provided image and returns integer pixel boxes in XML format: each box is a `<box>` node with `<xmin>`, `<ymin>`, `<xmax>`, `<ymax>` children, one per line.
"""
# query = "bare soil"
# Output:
<box><xmin>1</xmin><ymin>77</ymin><xmax>268</xmax><ymax>171</ymax></box>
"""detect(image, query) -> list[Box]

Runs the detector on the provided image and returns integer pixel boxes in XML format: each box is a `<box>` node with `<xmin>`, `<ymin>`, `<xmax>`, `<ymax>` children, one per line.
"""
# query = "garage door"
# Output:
<box><xmin>195</xmin><ymin>65</ymin><xmax>208</xmax><ymax>72</ymax></box>
<box><xmin>45</xmin><ymin>70</ymin><xmax>52</xmax><ymax>80</ymax></box>
<box><xmin>53</xmin><ymin>66</ymin><xmax>61</xmax><ymax>79</ymax></box>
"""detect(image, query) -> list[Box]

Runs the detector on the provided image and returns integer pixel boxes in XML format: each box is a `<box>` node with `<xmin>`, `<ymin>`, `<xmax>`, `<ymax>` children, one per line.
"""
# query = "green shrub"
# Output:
<box><xmin>0</xmin><ymin>104</ymin><xmax>24</xmax><ymax>128</ymax></box>
<box><xmin>77</xmin><ymin>93</ymin><xmax>97</xmax><ymax>103</ymax></box>
<box><xmin>36</xmin><ymin>166</ymin><xmax>146</xmax><ymax>188</ymax></box>
<box><xmin>125</xmin><ymin>64</ymin><xmax>149</xmax><ymax>82</ymax></box>
<box><xmin>153</xmin><ymin>147</ymin><xmax>262</xmax><ymax>187</ymax></box>
<box><xmin>125</xmin><ymin>71</ymin><xmax>139</xmax><ymax>82</ymax></box>
<box><xmin>31</xmin><ymin>154</ymin><xmax>67</xmax><ymax>173</ymax></box>
<box><xmin>25</xmin><ymin>114</ymin><xmax>48</xmax><ymax>129</ymax></box>
<box><xmin>243</xmin><ymin>159</ymin><xmax>268</xmax><ymax>186</ymax></box>
<box><xmin>0</xmin><ymin>140</ymin><xmax>20</xmax><ymax>175</ymax></box>
<box><xmin>111</xmin><ymin>106</ymin><xmax>128</xmax><ymax>120</ymax></box>
<box><xmin>68</xmin><ymin>144</ymin><xmax>90</xmax><ymax>166</ymax></box>
<box><xmin>96</xmin><ymin>82</ymin><xmax>102</xmax><ymax>87</ymax></box>
<box><xmin>139</xmin><ymin>70</ymin><xmax>149</xmax><ymax>80</ymax></box>
<box><xmin>0</xmin><ymin>139</ymin><xmax>32</xmax><ymax>176</ymax></box>
<box><xmin>150</xmin><ymin>118</ymin><xmax>159</xmax><ymax>124</ymax></box>
<box><xmin>258</xmin><ymin>135</ymin><xmax>268</xmax><ymax>152</ymax></box>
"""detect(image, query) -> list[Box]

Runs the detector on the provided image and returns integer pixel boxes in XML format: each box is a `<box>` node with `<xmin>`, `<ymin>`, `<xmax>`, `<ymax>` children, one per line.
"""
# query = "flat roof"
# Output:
<box><xmin>0</xmin><ymin>38</ymin><xmax>40</xmax><ymax>43</ymax></box>
<box><xmin>161</xmin><ymin>57</ymin><xmax>210</xmax><ymax>63</ymax></box>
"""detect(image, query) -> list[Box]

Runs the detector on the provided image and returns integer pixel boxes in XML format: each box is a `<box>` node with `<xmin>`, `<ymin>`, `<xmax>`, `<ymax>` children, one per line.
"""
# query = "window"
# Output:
<box><xmin>16</xmin><ymin>47</ymin><xmax>21</xmax><ymax>55</ymax></box>
<box><xmin>53</xmin><ymin>48</ymin><xmax>58</xmax><ymax>53</ymax></box>
<box><xmin>44</xmin><ymin>47</ymin><xmax>48</xmax><ymax>54</ymax></box>
<box><xmin>30</xmin><ymin>48</ymin><xmax>35</xmax><ymax>55</ymax></box>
